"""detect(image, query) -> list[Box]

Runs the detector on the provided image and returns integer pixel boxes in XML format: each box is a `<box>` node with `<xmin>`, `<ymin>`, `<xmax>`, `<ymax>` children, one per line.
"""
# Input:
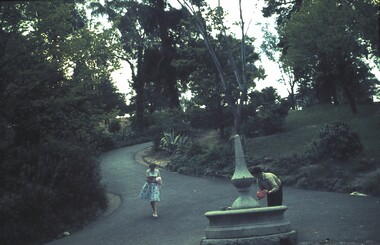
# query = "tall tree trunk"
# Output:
<box><xmin>339</xmin><ymin>59</ymin><xmax>357</xmax><ymax>114</ymax></box>
<box><xmin>157</xmin><ymin>0</ymin><xmax>180</xmax><ymax>108</ymax></box>
<box><xmin>343</xmin><ymin>86</ymin><xmax>358</xmax><ymax>114</ymax></box>
<box><xmin>290</xmin><ymin>82</ymin><xmax>296</xmax><ymax>110</ymax></box>
<box><xmin>134</xmin><ymin>78</ymin><xmax>145</xmax><ymax>132</ymax></box>
<box><xmin>130</xmin><ymin>46</ymin><xmax>145</xmax><ymax>133</ymax></box>
<box><xmin>331</xmin><ymin>83</ymin><xmax>338</xmax><ymax>105</ymax></box>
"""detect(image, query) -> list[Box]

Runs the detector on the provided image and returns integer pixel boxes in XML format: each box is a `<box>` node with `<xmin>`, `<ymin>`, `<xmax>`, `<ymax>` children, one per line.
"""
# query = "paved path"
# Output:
<box><xmin>46</xmin><ymin>143</ymin><xmax>380</xmax><ymax>245</ymax></box>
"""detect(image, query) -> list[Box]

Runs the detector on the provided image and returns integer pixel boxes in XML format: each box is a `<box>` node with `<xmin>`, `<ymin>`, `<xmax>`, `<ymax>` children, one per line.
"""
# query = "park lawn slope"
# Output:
<box><xmin>244</xmin><ymin>104</ymin><xmax>380</xmax><ymax>196</ymax></box>
<box><xmin>247</xmin><ymin>104</ymin><xmax>380</xmax><ymax>160</ymax></box>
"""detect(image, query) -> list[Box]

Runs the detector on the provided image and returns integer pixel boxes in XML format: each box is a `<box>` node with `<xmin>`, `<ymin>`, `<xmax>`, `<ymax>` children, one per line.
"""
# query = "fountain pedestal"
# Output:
<box><xmin>200</xmin><ymin>135</ymin><xmax>297</xmax><ymax>245</ymax></box>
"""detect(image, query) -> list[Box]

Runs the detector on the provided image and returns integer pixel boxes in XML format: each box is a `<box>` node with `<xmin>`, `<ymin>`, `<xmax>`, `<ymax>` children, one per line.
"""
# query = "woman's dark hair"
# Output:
<box><xmin>149</xmin><ymin>163</ymin><xmax>157</xmax><ymax>170</ymax></box>
<box><xmin>251</xmin><ymin>167</ymin><xmax>263</xmax><ymax>175</ymax></box>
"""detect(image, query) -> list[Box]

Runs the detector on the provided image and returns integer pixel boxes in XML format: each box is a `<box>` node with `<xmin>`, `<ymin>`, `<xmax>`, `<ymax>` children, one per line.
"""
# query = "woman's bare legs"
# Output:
<box><xmin>150</xmin><ymin>201</ymin><xmax>158</xmax><ymax>217</ymax></box>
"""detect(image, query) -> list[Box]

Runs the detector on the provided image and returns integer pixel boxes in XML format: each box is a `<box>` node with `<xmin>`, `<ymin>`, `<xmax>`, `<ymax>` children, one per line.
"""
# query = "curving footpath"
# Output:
<box><xmin>46</xmin><ymin>143</ymin><xmax>380</xmax><ymax>245</ymax></box>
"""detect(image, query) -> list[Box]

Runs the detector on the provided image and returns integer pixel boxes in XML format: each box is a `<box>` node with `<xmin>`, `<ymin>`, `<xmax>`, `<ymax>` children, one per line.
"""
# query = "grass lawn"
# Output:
<box><xmin>246</xmin><ymin>104</ymin><xmax>380</xmax><ymax>160</ymax></box>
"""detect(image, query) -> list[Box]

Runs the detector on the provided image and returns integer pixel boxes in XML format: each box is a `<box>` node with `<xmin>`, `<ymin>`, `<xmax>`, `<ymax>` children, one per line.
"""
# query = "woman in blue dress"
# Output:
<box><xmin>139</xmin><ymin>163</ymin><xmax>161</xmax><ymax>218</ymax></box>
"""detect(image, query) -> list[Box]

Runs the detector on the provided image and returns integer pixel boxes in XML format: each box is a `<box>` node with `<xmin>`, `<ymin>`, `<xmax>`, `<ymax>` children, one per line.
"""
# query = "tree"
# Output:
<box><xmin>262</xmin><ymin>0</ymin><xmax>303</xmax><ymax>27</ymax></box>
<box><xmin>91</xmin><ymin>0</ymin><xmax>186</xmax><ymax>132</ymax></box>
<box><xmin>177</xmin><ymin>0</ymin><xmax>264</xmax><ymax>135</ymax></box>
<box><xmin>151</xmin><ymin>0</ymin><xmax>183</xmax><ymax>108</ymax></box>
<box><xmin>91</xmin><ymin>0</ymin><xmax>148</xmax><ymax>132</ymax></box>
<box><xmin>261</xmin><ymin>24</ymin><xmax>298</xmax><ymax>109</ymax></box>
<box><xmin>174</xmin><ymin>30</ymin><xmax>264</xmax><ymax>138</ymax></box>
<box><xmin>244</xmin><ymin>87</ymin><xmax>289</xmax><ymax>136</ymax></box>
<box><xmin>0</xmin><ymin>1</ymin><xmax>122</xmax><ymax>243</ymax></box>
<box><xmin>281</xmin><ymin>0</ymin><xmax>379</xmax><ymax>113</ymax></box>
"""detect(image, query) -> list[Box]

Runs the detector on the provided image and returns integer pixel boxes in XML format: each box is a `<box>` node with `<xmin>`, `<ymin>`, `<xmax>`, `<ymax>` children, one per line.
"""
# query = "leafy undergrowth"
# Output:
<box><xmin>144</xmin><ymin>104</ymin><xmax>380</xmax><ymax>197</ymax></box>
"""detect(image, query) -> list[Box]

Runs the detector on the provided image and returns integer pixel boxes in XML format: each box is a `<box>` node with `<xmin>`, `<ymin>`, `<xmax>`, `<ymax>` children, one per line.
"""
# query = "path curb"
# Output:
<box><xmin>101</xmin><ymin>146</ymin><xmax>151</xmax><ymax>218</ymax></box>
<box><xmin>102</xmin><ymin>193</ymin><xmax>121</xmax><ymax>218</ymax></box>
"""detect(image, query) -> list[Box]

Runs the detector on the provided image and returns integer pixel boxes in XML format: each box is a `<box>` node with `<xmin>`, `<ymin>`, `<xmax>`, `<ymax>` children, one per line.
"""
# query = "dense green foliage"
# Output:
<box><xmin>108</xmin><ymin>119</ymin><xmax>122</xmax><ymax>133</ymax></box>
<box><xmin>177</xmin><ymin>0</ymin><xmax>268</xmax><ymax>134</ymax></box>
<box><xmin>144</xmin><ymin>108</ymin><xmax>191</xmax><ymax>150</ymax></box>
<box><xmin>166</xmin><ymin>141</ymin><xmax>234</xmax><ymax>176</ymax></box>
<box><xmin>312</xmin><ymin>121</ymin><xmax>363</xmax><ymax>160</ymax></box>
<box><xmin>243</xmin><ymin>87</ymin><xmax>290</xmax><ymax>136</ymax></box>
<box><xmin>0</xmin><ymin>1</ymin><xmax>125</xmax><ymax>244</ymax></box>
<box><xmin>283</xmin><ymin>0</ymin><xmax>378</xmax><ymax>112</ymax></box>
<box><xmin>91</xmin><ymin>0</ymin><xmax>187</xmax><ymax>132</ymax></box>
<box><xmin>185</xmin><ymin>87</ymin><xmax>289</xmax><ymax>139</ymax></box>
<box><xmin>263</xmin><ymin>0</ymin><xmax>379</xmax><ymax>111</ymax></box>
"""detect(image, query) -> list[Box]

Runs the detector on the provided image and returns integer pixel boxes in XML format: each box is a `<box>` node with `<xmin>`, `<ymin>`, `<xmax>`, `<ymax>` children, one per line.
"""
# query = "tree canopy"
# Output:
<box><xmin>263</xmin><ymin>0</ymin><xmax>379</xmax><ymax>111</ymax></box>
<box><xmin>1</xmin><ymin>1</ymin><xmax>125</xmax><ymax>243</ymax></box>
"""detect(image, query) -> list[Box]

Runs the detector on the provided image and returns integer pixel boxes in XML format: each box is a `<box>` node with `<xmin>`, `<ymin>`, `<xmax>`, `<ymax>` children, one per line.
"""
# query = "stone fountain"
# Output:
<box><xmin>200</xmin><ymin>135</ymin><xmax>297</xmax><ymax>245</ymax></box>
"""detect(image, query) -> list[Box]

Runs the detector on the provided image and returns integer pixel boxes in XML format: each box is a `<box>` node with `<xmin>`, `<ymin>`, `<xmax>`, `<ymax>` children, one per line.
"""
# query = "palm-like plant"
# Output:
<box><xmin>160</xmin><ymin>131</ymin><xmax>189</xmax><ymax>153</ymax></box>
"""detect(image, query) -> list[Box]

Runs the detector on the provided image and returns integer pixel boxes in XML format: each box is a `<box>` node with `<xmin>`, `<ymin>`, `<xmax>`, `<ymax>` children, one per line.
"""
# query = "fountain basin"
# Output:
<box><xmin>204</xmin><ymin>206</ymin><xmax>293</xmax><ymax>239</ymax></box>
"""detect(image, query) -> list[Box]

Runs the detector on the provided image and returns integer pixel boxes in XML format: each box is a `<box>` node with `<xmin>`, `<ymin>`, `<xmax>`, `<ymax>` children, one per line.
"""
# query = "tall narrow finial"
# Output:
<box><xmin>230</xmin><ymin>135</ymin><xmax>260</xmax><ymax>209</ymax></box>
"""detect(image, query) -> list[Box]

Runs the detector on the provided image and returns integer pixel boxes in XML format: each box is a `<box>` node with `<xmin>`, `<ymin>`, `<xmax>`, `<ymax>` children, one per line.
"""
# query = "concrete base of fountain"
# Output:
<box><xmin>200</xmin><ymin>231</ymin><xmax>297</xmax><ymax>245</ymax></box>
<box><xmin>200</xmin><ymin>206</ymin><xmax>297</xmax><ymax>245</ymax></box>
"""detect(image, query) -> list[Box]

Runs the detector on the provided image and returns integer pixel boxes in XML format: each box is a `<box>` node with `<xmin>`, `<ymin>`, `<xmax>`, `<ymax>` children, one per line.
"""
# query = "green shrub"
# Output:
<box><xmin>166</xmin><ymin>141</ymin><xmax>234</xmax><ymax>176</ymax></box>
<box><xmin>166</xmin><ymin>141</ymin><xmax>205</xmax><ymax>175</ymax></box>
<box><xmin>204</xmin><ymin>143</ymin><xmax>234</xmax><ymax>171</ymax></box>
<box><xmin>243</xmin><ymin>106</ymin><xmax>287</xmax><ymax>136</ymax></box>
<box><xmin>151</xmin><ymin>108</ymin><xmax>191</xmax><ymax>135</ymax></box>
<box><xmin>187</xmin><ymin>107</ymin><xmax>232</xmax><ymax>131</ymax></box>
<box><xmin>313</xmin><ymin>121</ymin><xmax>363</xmax><ymax>160</ymax></box>
<box><xmin>108</xmin><ymin>119</ymin><xmax>121</xmax><ymax>133</ymax></box>
<box><xmin>0</xmin><ymin>138</ymin><xmax>107</xmax><ymax>245</ymax></box>
<box><xmin>354</xmin><ymin>158</ymin><xmax>376</xmax><ymax>172</ymax></box>
<box><xmin>146</xmin><ymin>108</ymin><xmax>191</xmax><ymax>151</ymax></box>
<box><xmin>96</xmin><ymin>133</ymin><xmax>116</xmax><ymax>151</ymax></box>
<box><xmin>244</xmin><ymin>88</ymin><xmax>290</xmax><ymax>137</ymax></box>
